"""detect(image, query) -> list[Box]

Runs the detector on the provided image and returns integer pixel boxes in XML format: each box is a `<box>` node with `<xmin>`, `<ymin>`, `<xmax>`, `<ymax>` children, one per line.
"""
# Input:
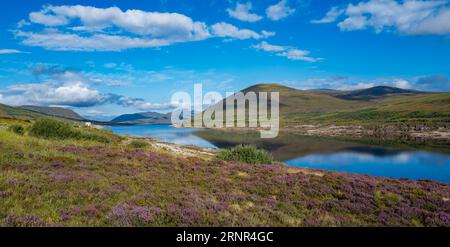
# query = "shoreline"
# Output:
<box><xmin>192</xmin><ymin>124</ymin><xmax>450</xmax><ymax>141</ymax></box>
<box><xmin>111</xmin><ymin>122</ymin><xmax>449</xmax><ymax>143</ymax></box>
<box><xmin>117</xmin><ymin>132</ymin><xmax>450</xmax><ymax>184</ymax></box>
<box><xmin>103</xmin><ymin>122</ymin><xmax>450</xmax><ymax>155</ymax></box>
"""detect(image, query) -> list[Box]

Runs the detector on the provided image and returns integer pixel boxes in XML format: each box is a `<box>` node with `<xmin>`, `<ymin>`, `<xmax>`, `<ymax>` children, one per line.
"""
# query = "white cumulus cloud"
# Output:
<box><xmin>311</xmin><ymin>7</ymin><xmax>344</xmax><ymax>24</ymax></box>
<box><xmin>313</xmin><ymin>0</ymin><xmax>450</xmax><ymax>35</ymax></box>
<box><xmin>227</xmin><ymin>2</ymin><xmax>263</xmax><ymax>22</ymax></box>
<box><xmin>211</xmin><ymin>22</ymin><xmax>274</xmax><ymax>40</ymax></box>
<box><xmin>15</xmin><ymin>5</ymin><xmax>274</xmax><ymax>51</ymax></box>
<box><xmin>252</xmin><ymin>41</ymin><xmax>319</xmax><ymax>62</ymax></box>
<box><xmin>338</xmin><ymin>78</ymin><xmax>412</xmax><ymax>90</ymax></box>
<box><xmin>15</xmin><ymin>31</ymin><xmax>170</xmax><ymax>51</ymax></box>
<box><xmin>28</xmin><ymin>5</ymin><xmax>210</xmax><ymax>39</ymax></box>
<box><xmin>0</xmin><ymin>82</ymin><xmax>103</xmax><ymax>107</ymax></box>
<box><xmin>266</xmin><ymin>0</ymin><xmax>296</xmax><ymax>21</ymax></box>
<box><xmin>0</xmin><ymin>64</ymin><xmax>175</xmax><ymax>109</ymax></box>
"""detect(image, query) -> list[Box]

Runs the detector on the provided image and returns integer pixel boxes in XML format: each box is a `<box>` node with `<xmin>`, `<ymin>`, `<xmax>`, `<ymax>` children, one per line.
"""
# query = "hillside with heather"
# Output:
<box><xmin>0</xmin><ymin>119</ymin><xmax>448</xmax><ymax>227</ymax></box>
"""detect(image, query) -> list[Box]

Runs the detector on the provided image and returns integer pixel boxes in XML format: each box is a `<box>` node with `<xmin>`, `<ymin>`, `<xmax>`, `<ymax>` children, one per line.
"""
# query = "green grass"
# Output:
<box><xmin>7</xmin><ymin>124</ymin><xmax>25</xmax><ymax>135</ymax></box>
<box><xmin>306</xmin><ymin>108</ymin><xmax>450</xmax><ymax>126</ymax></box>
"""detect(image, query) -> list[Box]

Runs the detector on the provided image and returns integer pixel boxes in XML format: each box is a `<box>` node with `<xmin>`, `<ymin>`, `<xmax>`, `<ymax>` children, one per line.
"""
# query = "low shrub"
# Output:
<box><xmin>29</xmin><ymin>118</ymin><xmax>110</xmax><ymax>143</ymax></box>
<box><xmin>8</xmin><ymin>124</ymin><xmax>25</xmax><ymax>135</ymax></box>
<box><xmin>129</xmin><ymin>140</ymin><xmax>148</xmax><ymax>148</ymax></box>
<box><xmin>29</xmin><ymin>118</ymin><xmax>76</xmax><ymax>139</ymax></box>
<box><xmin>217</xmin><ymin>145</ymin><xmax>273</xmax><ymax>164</ymax></box>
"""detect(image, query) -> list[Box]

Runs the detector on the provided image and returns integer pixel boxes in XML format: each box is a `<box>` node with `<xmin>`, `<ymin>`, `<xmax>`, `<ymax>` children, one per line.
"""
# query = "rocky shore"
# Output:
<box><xmin>285</xmin><ymin>124</ymin><xmax>450</xmax><ymax>142</ymax></box>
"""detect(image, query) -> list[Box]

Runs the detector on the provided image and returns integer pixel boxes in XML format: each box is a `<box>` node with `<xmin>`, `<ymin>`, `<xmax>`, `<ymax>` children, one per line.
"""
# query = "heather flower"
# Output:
<box><xmin>0</xmin><ymin>191</ymin><xmax>12</xmax><ymax>198</ymax></box>
<box><xmin>59</xmin><ymin>145</ymin><xmax>85</xmax><ymax>154</ymax></box>
<box><xmin>424</xmin><ymin>211</ymin><xmax>450</xmax><ymax>226</ymax></box>
<box><xmin>50</xmin><ymin>160</ymin><xmax>64</xmax><ymax>168</ymax></box>
<box><xmin>84</xmin><ymin>205</ymin><xmax>100</xmax><ymax>217</ymax></box>
<box><xmin>59</xmin><ymin>209</ymin><xmax>72</xmax><ymax>221</ymax></box>
<box><xmin>49</xmin><ymin>173</ymin><xmax>72</xmax><ymax>181</ymax></box>
<box><xmin>107</xmin><ymin>202</ymin><xmax>162</xmax><ymax>226</ymax></box>
<box><xmin>7</xmin><ymin>179</ymin><xmax>17</xmax><ymax>186</ymax></box>
<box><xmin>4</xmin><ymin>214</ymin><xmax>45</xmax><ymax>227</ymax></box>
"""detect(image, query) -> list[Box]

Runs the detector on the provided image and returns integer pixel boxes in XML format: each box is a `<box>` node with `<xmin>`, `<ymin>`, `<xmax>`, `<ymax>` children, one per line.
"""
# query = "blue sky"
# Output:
<box><xmin>0</xmin><ymin>0</ymin><xmax>449</xmax><ymax>118</ymax></box>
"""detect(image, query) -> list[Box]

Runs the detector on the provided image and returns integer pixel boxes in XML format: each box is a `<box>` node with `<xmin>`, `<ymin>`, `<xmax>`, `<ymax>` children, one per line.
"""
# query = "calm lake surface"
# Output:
<box><xmin>105</xmin><ymin>124</ymin><xmax>450</xmax><ymax>183</ymax></box>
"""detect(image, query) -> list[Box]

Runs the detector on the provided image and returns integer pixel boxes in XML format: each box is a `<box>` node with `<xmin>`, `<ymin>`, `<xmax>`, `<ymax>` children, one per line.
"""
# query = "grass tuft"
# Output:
<box><xmin>7</xmin><ymin>124</ymin><xmax>25</xmax><ymax>135</ymax></box>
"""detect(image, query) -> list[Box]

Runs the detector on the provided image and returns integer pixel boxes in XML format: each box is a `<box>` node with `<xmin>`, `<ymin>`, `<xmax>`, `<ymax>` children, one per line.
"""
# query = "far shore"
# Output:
<box><xmin>198</xmin><ymin>124</ymin><xmax>450</xmax><ymax>142</ymax></box>
<box><xmin>108</xmin><ymin>122</ymin><xmax>449</xmax><ymax>144</ymax></box>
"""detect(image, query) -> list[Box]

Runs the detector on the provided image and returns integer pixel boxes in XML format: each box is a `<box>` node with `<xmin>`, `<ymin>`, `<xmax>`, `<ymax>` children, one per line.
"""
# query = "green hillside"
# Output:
<box><xmin>312</xmin><ymin>86</ymin><xmax>425</xmax><ymax>100</ymax></box>
<box><xmin>204</xmin><ymin>83</ymin><xmax>449</xmax><ymax>127</ymax></box>
<box><xmin>20</xmin><ymin>105</ymin><xmax>84</xmax><ymax>120</ymax></box>
<box><xmin>0</xmin><ymin>104</ymin><xmax>48</xmax><ymax>120</ymax></box>
<box><xmin>306</xmin><ymin>93</ymin><xmax>450</xmax><ymax>126</ymax></box>
<box><xmin>243</xmin><ymin>84</ymin><xmax>370</xmax><ymax>113</ymax></box>
<box><xmin>0</xmin><ymin>104</ymin><xmax>85</xmax><ymax>124</ymax></box>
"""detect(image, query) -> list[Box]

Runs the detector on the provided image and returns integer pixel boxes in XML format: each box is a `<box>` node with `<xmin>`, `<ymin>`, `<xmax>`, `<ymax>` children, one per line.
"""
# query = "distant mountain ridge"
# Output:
<box><xmin>20</xmin><ymin>105</ymin><xmax>84</xmax><ymax>120</ymax></box>
<box><xmin>333</xmin><ymin>86</ymin><xmax>425</xmax><ymax>100</ymax></box>
<box><xmin>110</xmin><ymin>112</ymin><xmax>171</xmax><ymax>124</ymax></box>
<box><xmin>0</xmin><ymin>104</ymin><xmax>87</xmax><ymax>122</ymax></box>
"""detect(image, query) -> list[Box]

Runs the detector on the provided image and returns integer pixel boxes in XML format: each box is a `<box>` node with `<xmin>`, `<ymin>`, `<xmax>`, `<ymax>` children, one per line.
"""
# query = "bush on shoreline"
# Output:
<box><xmin>29</xmin><ymin>118</ymin><xmax>110</xmax><ymax>143</ymax></box>
<box><xmin>29</xmin><ymin>118</ymin><xmax>75</xmax><ymax>139</ymax></box>
<box><xmin>217</xmin><ymin>144</ymin><xmax>273</xmax><ymax>164</ymax></box>
<box><xmin>129</xmin><ymin>140</ymin><xmax>149</xmax><ymax>148</ymax></box>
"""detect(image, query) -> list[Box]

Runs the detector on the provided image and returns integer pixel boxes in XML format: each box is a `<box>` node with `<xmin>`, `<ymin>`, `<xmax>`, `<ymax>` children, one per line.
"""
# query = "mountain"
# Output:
<box><xmin>0</xmin><ymin>103</ymin><xmax>171</xmax><ymax>125</ymax></box>
<box><xmin>210</xmin><ymin>83</ymin><xmax>369</xmax><ymax>126</ymax></box>
<box><xmin>0</xmin><ymin>103</ymin><xmax>48</xmax><ymax>119</ymax></box>
<box><xmin>0</xmin><ymin>104</ymin><xmax>86</xmax><ymax>123</ymax></box>
<box><xmin>110</xmin><ymin>112</ymin><xmax>171</xmax><ymax>124</ymax></box>
<box><xmin>308</xmin><ymin>86</ymin><xmax>426</xmax><ymax>100</ymax></box>
<box><xmin>202</xmin><ymin>83</ymin><xmax>449</xmax><ymax>127</ymax></box>
<box><xmin>82</xmin><ymin>115</ymin><xmax>117</xmax><ymax>122</ymax></box>
<box><xmin>20</xmin><ymin>105</ymin><xmax>84</xmax><ymax>120</ymax></box>
<box><xmin>241</xmin><ymin>83</ymin><xmax>369</xmax><ymax>113</ymax></box>
<box><xmin>332</xmin><ymin>86</ymin><xmax>425</xmax><ymax>100</ymax></box>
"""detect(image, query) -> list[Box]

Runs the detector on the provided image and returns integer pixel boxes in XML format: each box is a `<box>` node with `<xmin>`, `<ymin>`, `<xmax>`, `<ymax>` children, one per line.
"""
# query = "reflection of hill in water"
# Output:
<box><xmin>193</xmin><ymin>130</ymin><xmax>400</xmax><ymax>161</ymax></box>
<box><xmin>340</xmin><ymin>146</ymin><xmax>406</xmax><ymax>157</ymax></box>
